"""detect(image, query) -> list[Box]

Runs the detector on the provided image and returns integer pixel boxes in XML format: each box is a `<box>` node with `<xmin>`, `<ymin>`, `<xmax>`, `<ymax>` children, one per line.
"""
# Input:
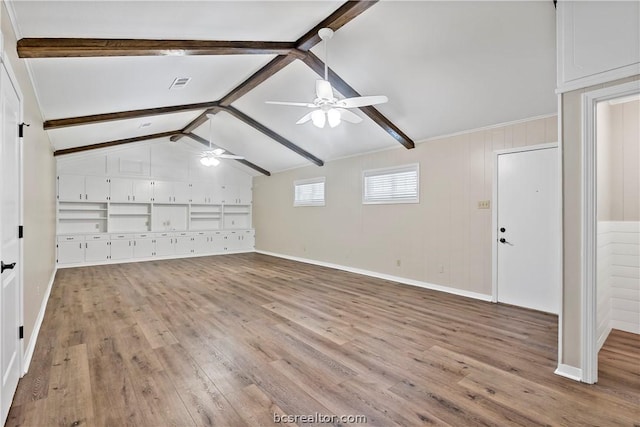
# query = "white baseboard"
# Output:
<box><xmin>597</xmin><ymin>325</ymin><xmax>613</xmax><ymax>351</ymax></box>
<box><xmin>255</xmin><ymin>250</ymin><xmax>492</xmax><ymax>302</ymax></box>
<box><xmin>554</xmin><ymin>364</ymin><xmax>583</xmax><ymax>382</ymax></box>
<box><xmin>611</xmin><ymin>321</ymin><xmax>640</xmax><ymax>335</ymax></box>
<box><xmin>57</xmin><ymin>249</ymin><xmax>255</xmax><ymax>269</ymax></box>
<box><xmin>23</xmin><ymin>267</ymin><xmax>57</xmax><ymax>374</ymax></box>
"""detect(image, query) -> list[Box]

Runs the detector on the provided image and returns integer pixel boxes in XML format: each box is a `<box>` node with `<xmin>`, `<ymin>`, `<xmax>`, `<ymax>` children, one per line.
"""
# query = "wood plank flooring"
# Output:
<box><xmin>7</xmin><ymin>253</ymin><xmax>640</xmax><ymax>426</ymax></box>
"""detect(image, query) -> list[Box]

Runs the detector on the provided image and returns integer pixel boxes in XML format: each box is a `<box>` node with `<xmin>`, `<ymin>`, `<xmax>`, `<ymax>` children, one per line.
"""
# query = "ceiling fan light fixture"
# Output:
<box><xmin>327</xmin><ymin>109</ymin><xmax>341</xmax><ymax>128</ymax></box>
<box><xmin>212</xmin><ymin>148</ymin><xmax>225</xmax><ymax>156</ymax></box>
<box><xmin>200</xmin><ymin>156</ymin><xmax>212</xmax><ymax>166</ymax></box>
<box><xmin>311</xmin><ymin>109</ymin><xmax>326</xmax><ymax>128</ymax></box>
<box><xmin>209</xmin><ymin>157</ymin><xmax>220</xmax><ymax>167</ymax></box>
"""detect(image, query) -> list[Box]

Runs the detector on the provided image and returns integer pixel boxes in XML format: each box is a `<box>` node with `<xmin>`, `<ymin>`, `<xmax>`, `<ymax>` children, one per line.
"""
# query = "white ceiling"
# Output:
<box><xmin>9</xmin><ymin>1</ymin><xmax>557</xmax><ymax>176</ymax></box>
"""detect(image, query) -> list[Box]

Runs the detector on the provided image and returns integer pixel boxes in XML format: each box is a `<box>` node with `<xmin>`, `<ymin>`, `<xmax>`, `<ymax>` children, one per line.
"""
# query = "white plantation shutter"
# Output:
<box><xmin>294</xmin><ymin>177</ymin><xmax>325</xmax><ymax>206</ymax></box>
<box><xmin>363</xmin><ymin>164</ymin><xmax>419</xmax><ymax>204</ymax></box>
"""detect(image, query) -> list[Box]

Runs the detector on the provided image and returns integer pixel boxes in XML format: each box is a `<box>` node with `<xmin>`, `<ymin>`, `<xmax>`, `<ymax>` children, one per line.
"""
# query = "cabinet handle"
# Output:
<box><xmin>128</xmin><ymin>195</ymin><xmax>130</xmax><ymax>201</ymax></box>
<box><xmin>129</xmin><ymin>241</ymin><xmax>131</xmax><ymax>246</ymax></box>
<box><xmin>85</xmin><ymin>194</ymin><xmax>88</xmax><ymax>200</ymax></box>
<box><xmin>79</xmin><ymin>193</ymin><xmax>82</xmax><ymax>200</ymax></box>
<box><xmin>85</xmin><ymin>243</ymin><xmax>87</xmax><ymax>248</ymax></box>
<box><xmin>133</xmin><ymin>195</ymin><xmax>136</xmax><ymax>201</ymax></box>
<box><xmin>134</xmin><ymin>241</ymin><xmax>136</xmax><ymax>246</ymax></box>
<box><xmin>79</xmin><ymin>243</ymin><xmax>82</xmax><ymax>248</ymax></box>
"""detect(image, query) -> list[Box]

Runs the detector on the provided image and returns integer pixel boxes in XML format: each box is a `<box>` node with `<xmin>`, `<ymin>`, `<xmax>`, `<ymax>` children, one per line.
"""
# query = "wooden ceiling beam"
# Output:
<box><xmin>53</xmin><ymin>130</ymin><xmax>179</xmax><ymax>156</ymax></box>
<box><xmin>295</xmin><ymin>1</ymin><xmax>379</xmax><ymax>51</ymax></box>
<box><xmin>222</xmin><ymin>105</ymin><xmax>324</xmax><ymax>166</ymax></box>
<box><xmin>18</xmin><ymin>38</ymin><xmax>295</xmax><ymax>58</ymax></box>
<box><xmin>183</xmin><ymin>132</ymin><xmax>271</xmax><ymax>176</ymax></box>
<box><xmin>301</xmin><ymin>51</ymin><xmax>415</xmax><ymax>149</ymax></box>
<box><xmin>44</xmin><ymin>101</ymin><xmax>220</xmax><ymax>130</ymax></box>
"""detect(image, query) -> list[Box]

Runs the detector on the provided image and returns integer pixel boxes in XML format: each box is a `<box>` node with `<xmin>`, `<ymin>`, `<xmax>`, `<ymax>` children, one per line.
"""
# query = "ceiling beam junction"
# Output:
<box><xmin>183</xmin><ymin>132</ymin><xmax>271</xmax><ymax>176</ymax></box>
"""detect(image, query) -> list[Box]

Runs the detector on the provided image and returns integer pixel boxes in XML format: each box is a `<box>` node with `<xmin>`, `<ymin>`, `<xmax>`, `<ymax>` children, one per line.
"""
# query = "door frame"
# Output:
<box><xmin>580</xmin><ymin>80</ymin><xmax>640</xmax><ymax>384</ymax></box>
<box><xmin>0</xmin><ymin>51</ymin><xmax>25</xmax><ymax>380</ymax></box>
<box><xmin>491</xmin><ymin>142</ymin><xmax>560</xmax><ymax>305</ymax></box>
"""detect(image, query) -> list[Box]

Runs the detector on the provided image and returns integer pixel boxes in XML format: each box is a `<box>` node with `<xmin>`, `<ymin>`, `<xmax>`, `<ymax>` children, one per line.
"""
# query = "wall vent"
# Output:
<box><xmin>170</xmin><ymin>77</ymin><xmax>191</xmax><ymax>90</ymax></box>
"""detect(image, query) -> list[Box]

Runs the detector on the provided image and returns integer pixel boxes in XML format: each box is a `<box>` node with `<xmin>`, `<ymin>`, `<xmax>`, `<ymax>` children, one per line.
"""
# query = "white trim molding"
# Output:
<box><xmin>256</xmin><ymin>250</ymin><xmax>492</xmax><ymax>302</ymax></box>
<box><xmin>23</xmin><ymin>267</ymin><xmax>57</xmax><ymax>373</ymax></box>
<box><xmin>580</xmin><ymin>80</ymin><xmax>640</xmax><ymax>384</ymax></box>
<box><xmin>554</xmin><ymin>364</ymin><xmax>583</xmax><ymax>382</ymax></box>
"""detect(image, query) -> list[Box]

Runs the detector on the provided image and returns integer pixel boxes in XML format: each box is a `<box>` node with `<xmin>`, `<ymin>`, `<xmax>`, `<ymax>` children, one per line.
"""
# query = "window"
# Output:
<box><xmin>294</xmin><ymin>177</ymin><xmax>325</xmax><ymax>206</ymax></box>
<box><xmin>363</xmin><ymin>164</ymin><xmax>419</xmax><ymax>204</ymax></box>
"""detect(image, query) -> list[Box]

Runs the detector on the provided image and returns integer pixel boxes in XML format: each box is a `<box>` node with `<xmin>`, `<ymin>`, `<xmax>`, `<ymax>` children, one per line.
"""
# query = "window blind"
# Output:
<box><xmin>363</xmin><ymin>164</ymin><xmax>419</xmax><ymax>204</ymax></box>
<box><xmin>294</xmin><ymin>177</ymin><xmax>325</xmax><ymax>206</ymax></box>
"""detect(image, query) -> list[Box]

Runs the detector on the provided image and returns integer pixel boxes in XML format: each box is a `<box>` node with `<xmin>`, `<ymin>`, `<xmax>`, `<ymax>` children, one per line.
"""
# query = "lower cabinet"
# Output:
<box><xmin>85</xmin><ymin>235</ymin><xmax>110</xmax><ymax>262</ymax></box>
<box><xmin>110</xmin><ymin>234</ymin><xmax>134</xmax><ymax>260</ymax></box>
<box><xmin>134</xmin><ymin>235</ymin><xmax>155</xmax><ymax>258</ymax></box>
<box><xmin>57</xmin><ymin>229</ymin><xmax>254</xmax><ymax>266</ymax></box>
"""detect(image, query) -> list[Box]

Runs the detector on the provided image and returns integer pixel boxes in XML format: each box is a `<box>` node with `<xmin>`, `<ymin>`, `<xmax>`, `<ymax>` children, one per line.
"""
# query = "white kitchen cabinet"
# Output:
<box><xmin>110</xmin><ymin>234</ymin><xmax>134</xmax><ymax>260</ymax></box>
<box><xmin>226</xmin><ymin>184</ymin><xmax>252</xmax><ymax>205</ymax></box>
<box><xmin>193</xmin><ymin>233</ymin><xmax>210</xmax><ymax>254</ymax></box>
<box><xmin>134</xmin><ymin>235</ymin><xmax>155</xmax><ymax>258</ymax></box>
<box><xmin>85</xmin><ymin>235</ymin><xmax>110</xmax><ymax>262</ymax></box>
<box><xmin>58</xmin><ymin>175</ymin><xmax>110</xmax><ymax>202</ymax></box>
<box><xmin>57</xmin><ymin>236</ymin><xmax>84</xmax><ymax>264</ymax></box>
<box><xmin>154</xmin><ymin>180</ymin><xmax>190</xmax><ymax>204</ymax></box>
<box><xmin>155</xmin><ymin>234</ymin><xmax>175</xmax><ymax>256</ymax></box>
<box><xmin>133</xmin><ymin>180</ymin><xmax>154</xmax><ymax>202</ymax></box>
<box><xmin>190</xmin><ymin>182</ymin><xmax>217</xmax><ymax>204</ymax></box>
<box><xmin>211</xmin><ymin>231</ymin><xmax>226</xmax><ymax>252</ymax></box>
<box><xmin>110</xmin><ymin>178</ymin><xmax>132</xmax><ymax>203</ymax></box>
<box><xmin>174</xmin><ymin>233</ymin><xmax>193</xmax><ymax>255</ymax></box>
<box><xmin>557</xmin><ymin>1</ymin><xmax>640</xmax><ymax>92</ymax></box>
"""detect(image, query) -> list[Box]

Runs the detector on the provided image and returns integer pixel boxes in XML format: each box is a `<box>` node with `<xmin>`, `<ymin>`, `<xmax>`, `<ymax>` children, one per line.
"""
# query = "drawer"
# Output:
<box><xmin>111</xmin><ymin>234</ymin><xmax>135</xmax><ymax>240</ymax></box>
<box><xmin>57</xmin><ymin>235</ymin><xmax>83</xmax><ymax>242</ymax></box>
<box><xmin>136</xmin><ymin>233</ymin><xmax>152</xmax><ymax>239</ymax></box>
<box><xmin>86</xmin><ymin>234</ymin><xmax>109</xmax><ymax>241</ymax></box>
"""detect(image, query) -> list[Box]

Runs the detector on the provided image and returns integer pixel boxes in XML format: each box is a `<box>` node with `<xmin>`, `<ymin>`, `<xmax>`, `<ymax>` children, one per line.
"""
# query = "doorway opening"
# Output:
<box><xmin>581</xmin><ymin>81</ymin><xmax>640</xmax><ymax>384</ymax></box>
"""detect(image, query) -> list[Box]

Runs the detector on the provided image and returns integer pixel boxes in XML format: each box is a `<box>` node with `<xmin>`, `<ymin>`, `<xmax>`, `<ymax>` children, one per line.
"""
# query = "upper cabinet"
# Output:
<box><xmin>154</xmin><ymin>180</ymin><xmax>190</xmax><ymax>204</ymax></box>
<box><xmin>58</xmin><ymin>175</ymin><xmax>110</xmax><ymax>202</ymax></box>
<box><xmin>221</xmin><ymin>184</ymin><xmax>252</xmax><ymax>205</ymax></box>
<box><xmin>110</xmin><ymin>178</ymin><xmax>154</xmax><ymax>203</ymax></box>
<box><xmin>557</xmin><ymin>1</ymin><xmax>640</xmax><ymax>92</ymax></box>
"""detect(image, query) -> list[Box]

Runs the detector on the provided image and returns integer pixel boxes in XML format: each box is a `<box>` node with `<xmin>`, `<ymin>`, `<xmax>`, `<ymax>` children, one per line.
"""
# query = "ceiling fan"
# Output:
<box><xmin>266</xmin><ymin>28</ymin><xmax>388</xmax><ymax>128</ymax></box>
<box><xmin>199</xmin><ymin>113</ymin><xmax>244</xmax><ymax>166</ymax></box>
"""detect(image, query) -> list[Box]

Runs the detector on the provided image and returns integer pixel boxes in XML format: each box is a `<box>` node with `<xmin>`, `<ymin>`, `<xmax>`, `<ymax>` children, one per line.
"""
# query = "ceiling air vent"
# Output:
<box><xmin>169</xmin><ymin>77</ymin><xmax>191</xmax><ymax>90</ymax></box>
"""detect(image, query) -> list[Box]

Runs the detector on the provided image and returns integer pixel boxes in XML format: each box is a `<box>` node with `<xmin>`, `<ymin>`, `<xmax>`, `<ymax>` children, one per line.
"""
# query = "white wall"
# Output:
<box><xmin>596</xmin><ymin>99</ymin><xmax>640</xmax><ymax>349</ymax></box>
<box><xmin>253</xmin><ymin>115</ymin><xmax>557</xmax><ymax>298</ymax></box>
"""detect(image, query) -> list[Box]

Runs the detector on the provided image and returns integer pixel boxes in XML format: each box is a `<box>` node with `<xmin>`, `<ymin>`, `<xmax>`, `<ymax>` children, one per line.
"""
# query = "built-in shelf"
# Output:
<box><xmin>109</xmin><ymin>213</ymin><xmax>151</xmax><ymax>217</ymax></box>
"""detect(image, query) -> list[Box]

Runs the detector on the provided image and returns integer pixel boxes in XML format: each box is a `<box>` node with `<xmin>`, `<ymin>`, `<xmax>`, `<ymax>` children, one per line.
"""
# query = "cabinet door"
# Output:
<box><xmin>153</xmin><ymin>181</ymin><xmax>173</xmax><ymax>204</ymax></box>
<box><xmin>173</xmin><ymin>182</ymin><xmax>191</xmax><ymax>204</ymax></box>
<box><xmin>85</xmin><ymin>176</ymin><xmax>110</xmax><ymax>202</ymax></box>
<box><xmin>211</xmin><ymin>232</ymin><xmax>226</xmax><ymax>252</ymax></box>
<box><xmin>85</xmin><ymin>240</ymin><xmax>110</xmax><ymax>262</ymax></box>
<box><xmin>237</xmin><ymin>185</ymin><xmax>252</xmax><ymax>205</ymax></box>
<box><xmin>155</xmin><ymin>237</ymin><xmax>175</xmax><ymax>256</ymax></box>
<box><xmin>110</xmin><ymin>177</ymin><xmax>132</xmax><ymax>202</ymax></box>
<box><xmin>225</xmin><ymin>184</ymin><xmax>252</xmax><ymax>204</ymax></box>
<box><xmin>133</xmin><ymin>239</ymin><xmax>155</xmax><ymax>258</ymax></box>
<box><xmin>110</xmin><ymin>239</ymin><xmax>133</xmax><ymax>260</ymax></box>
<box><xmin>57</xmin><ymin>241</ymin><xmax>84</xmax><ymax>264</ymax></box>
<box><xmin>211</xmin><ymin>185</ymin><xmax>226</xmax><ymax>204</ymax></box>
<box><xmin>132</xmin><ymin>179</ymin><xmax>153</xmax><ymax>203</ymax></box>
<box><xmin>193</xmin><ymin>235</ymin><xmax>209</xmax><ymax>254</ymax></box>
<box><xmin>240</xmin><ymin>230</ymin><xmax>255</xmax><ymax>250</ymax></box>
<box><xmin>174</xmin><ymin>236</ymin><xmax>193</xmax><ymax>255</ymax></box>
<box><xmin>58</xmin><ymin>175</ymin><xmax>85</xmax><ymax>201</ymax></box>
<box><xmin>226</xmin><ymin>232</ymin><xmax>241</xmax><ymax>251</ymax></box>
<box><xmin>190</xmin><ymin>182</ymin><xmax>207</xmax><ymax>204</ymax></box>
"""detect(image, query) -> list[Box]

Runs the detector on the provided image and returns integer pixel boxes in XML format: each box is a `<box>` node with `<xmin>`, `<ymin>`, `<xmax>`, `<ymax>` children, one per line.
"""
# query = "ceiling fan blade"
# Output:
<box><xmin>296</xmin><ymin>111</ymin><xmax>314</xmax><ymax>125</ymax></box>
<box><xmin>219</xmin><ymin>154</ymin><xmax>245</xmax><ymax>160</ymax></box>
<box><xmin>338</xmin><ymin>95</ymin><xmax>388</xmax><ymax>109</ymax></box>
<box><xmin>265</xmin><ymin>101</ymin><xmax>315</xmax><ymax>107</ymax></box>
<box><xmin>334</xmin><ymin>108</ymin><xmax>363</xmax><ymax>124</ymax></box>
<box><xmin>316</xmin><ymin>79</ymin><xmax>333</xmax><ymax>100</ymax></box>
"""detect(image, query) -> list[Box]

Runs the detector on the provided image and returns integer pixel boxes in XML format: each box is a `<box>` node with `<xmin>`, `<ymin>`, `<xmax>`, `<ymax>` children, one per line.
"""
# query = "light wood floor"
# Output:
<box><xmin>7</xmin><ymin>253</ymin><xmax>640</xmax><ymax>426</ymax></box>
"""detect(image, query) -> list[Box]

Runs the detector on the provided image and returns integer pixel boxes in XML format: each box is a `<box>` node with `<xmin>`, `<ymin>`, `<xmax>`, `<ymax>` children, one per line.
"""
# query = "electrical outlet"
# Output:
<box><xmin>478</xmin><ymin>200</ymin><xmax>491</xmax><ymax>209</ymax></box>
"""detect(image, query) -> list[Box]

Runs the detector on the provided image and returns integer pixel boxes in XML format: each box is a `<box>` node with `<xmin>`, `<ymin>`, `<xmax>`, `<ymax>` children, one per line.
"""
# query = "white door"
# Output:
<box><xmin>0</xmin><ymin>64</ymin><xmax>22</xmax><ymax>424</ymax></box>
<box><xmin>496</xmin><ymin>147</ymin><xmax>560</xmax><ymax>313</ymax></box>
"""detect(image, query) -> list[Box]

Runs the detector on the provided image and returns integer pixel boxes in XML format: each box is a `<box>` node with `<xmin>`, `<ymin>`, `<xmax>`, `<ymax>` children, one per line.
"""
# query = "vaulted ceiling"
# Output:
<box><xmin>8</xmin><ymin>1</ymin><xmax>557</xmax><ymax>176</ymax></box>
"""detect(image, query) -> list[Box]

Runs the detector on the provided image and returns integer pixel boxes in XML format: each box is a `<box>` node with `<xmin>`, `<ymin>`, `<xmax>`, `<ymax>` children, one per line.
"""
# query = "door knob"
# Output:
<box><xmin>1</xmin><ymin>261</ymin><xmax>16</xmax><ymax>273</ymax></box>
